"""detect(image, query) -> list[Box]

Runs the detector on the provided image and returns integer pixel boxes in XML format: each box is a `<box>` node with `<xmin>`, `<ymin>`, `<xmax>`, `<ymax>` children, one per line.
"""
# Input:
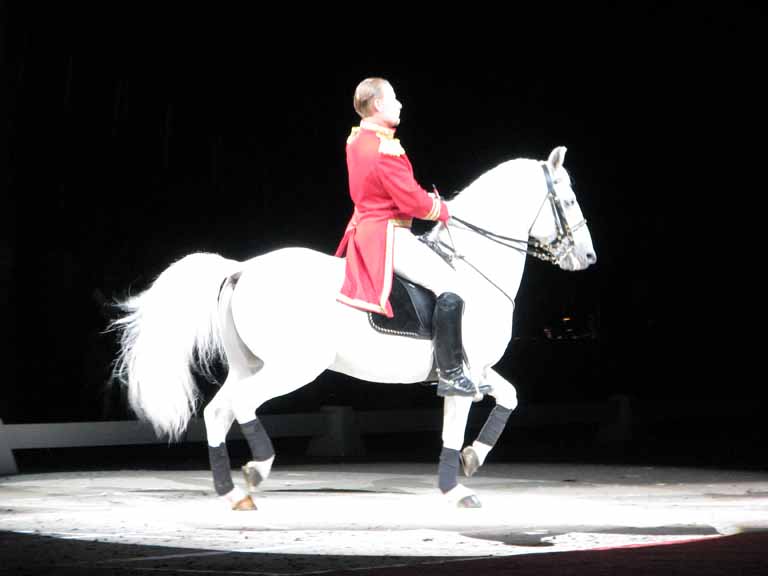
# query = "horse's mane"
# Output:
<box><xmin>447</xmin><ymin>158</ymin><xmax>542</xmax><ymax>211</ymax></box>
<box><xmin>417</xmin><ymin>159</ymin><xmax>543</xmax><ymax>241</ymax></box>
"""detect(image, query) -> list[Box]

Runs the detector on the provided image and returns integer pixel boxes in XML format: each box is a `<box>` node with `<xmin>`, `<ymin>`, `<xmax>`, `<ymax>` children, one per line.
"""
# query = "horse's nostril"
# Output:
<box><xmin>587</xmin><ymin>253</ymin><xmax>596</xmax><ymax>264</ymax></box>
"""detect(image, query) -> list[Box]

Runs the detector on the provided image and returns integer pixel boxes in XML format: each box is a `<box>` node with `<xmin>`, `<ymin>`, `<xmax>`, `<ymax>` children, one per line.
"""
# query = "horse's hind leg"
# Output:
<box><xmin>204</xmin><ymin>383</ymin><xmax>256</xmax><ymax>510</ymax></box>
<box><xmin>239</xmin><ymin>417</ymin><xmax>275</xmax><ymax>492</ymax></box>
<box><xmin>217</xmin><ymin>296</ymin><xmax>275</xmax><ymax>492</ymax></box>
<box><xmin>206</xmin><ymin>261</ymin><xmax>337</xmax><ymax>508</ymax></box>
<box><xmin>204</xmin><ymin>365</ymin><xmax>282</xmax><ymax>510</ymax></box>
<box><xmin>461</xmin><ymin>368</ymin><xmax>518</xmax><ymax>477</ymax></box>
<box><xmin>206</xmin><ymin>317</ymin><xmax>333</xmax><ymax>506</ymax></box>
<box><xmin>203</xmin><ymin>280</ymin><xmax>266</xmax><ymax>510</ymax></box>
<box><xmin>209</xmin><ymin>355</ymin><xmax>331</xmax><ymax>504</ymax></box>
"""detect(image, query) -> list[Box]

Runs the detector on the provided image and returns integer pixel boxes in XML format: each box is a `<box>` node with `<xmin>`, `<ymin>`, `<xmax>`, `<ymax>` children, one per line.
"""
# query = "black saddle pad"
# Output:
<box><xmin>368</xmin><ymin>275</ymin><xmax>435</xmax><ymax>339</ymax></box>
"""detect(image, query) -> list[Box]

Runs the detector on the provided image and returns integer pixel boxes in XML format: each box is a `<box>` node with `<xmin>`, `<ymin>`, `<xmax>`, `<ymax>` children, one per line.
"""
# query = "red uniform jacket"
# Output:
<box><xmin>335</xmin><ymin>121</ymin><xmax>449</xmax><ymax>317</ymax></box>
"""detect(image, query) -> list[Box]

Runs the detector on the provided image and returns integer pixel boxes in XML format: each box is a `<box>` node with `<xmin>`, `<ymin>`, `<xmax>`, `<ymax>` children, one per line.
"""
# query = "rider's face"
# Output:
<box><xmin>374</xmin><ymin>83</ymin><xmax>402</xmax><ymax>128</ymax></box>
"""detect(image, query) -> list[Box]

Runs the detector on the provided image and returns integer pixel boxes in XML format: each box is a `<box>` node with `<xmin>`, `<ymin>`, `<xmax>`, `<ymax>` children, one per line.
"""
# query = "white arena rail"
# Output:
<box><xmin>0</xmin><ymin>396</ymin><xmax>631</xmax><ymax>475</ymax></box>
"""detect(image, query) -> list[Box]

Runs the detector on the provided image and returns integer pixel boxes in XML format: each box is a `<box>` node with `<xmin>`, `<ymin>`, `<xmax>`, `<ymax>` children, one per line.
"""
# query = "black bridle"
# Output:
<box><xmin>423</xmin><ymin>163</ymin><xmax>587</xmax><ymax>304</ymax></box>
<box><xmin>453</xmin><ymin>163</ymin><xmax>586</xmax><ymax>264</ymax></box>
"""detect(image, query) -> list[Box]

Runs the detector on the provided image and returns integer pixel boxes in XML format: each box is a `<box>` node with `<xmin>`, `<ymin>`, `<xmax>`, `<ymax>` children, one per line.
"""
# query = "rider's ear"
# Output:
<box><xmin>548</xmin><ymin>146</ymin><xmax>567</xmax><ymax>171</ymax></box>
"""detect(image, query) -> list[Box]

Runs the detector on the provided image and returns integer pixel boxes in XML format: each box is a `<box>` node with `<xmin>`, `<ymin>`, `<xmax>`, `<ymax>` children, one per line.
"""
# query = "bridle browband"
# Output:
<box><xmin>422</xmin><ymin>163</ymin><xmax>587</xmax><ymax>304</ymax></box>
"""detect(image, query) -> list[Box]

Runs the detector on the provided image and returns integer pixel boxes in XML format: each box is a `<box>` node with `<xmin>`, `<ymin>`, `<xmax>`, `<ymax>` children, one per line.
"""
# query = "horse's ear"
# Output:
<box><xmin>547</xmin><ymin>146</ymin><xmax>567</xmax><ymax>171</ymax></box>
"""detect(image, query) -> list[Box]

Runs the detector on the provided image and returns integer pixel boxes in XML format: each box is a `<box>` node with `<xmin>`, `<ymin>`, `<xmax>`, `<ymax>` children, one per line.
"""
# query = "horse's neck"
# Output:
<box><xmin>438</xmin><ymin>160</ymin><xmax>547</xmax><ymax>302</ymax></box>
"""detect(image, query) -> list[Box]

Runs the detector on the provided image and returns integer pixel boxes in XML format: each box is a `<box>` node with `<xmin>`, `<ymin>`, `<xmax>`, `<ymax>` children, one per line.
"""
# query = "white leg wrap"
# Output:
<box><xmin>470</xmin><ymin>441</ymin><xmax>492</xmax><ymax>467</ymax></box>
<box><xmin>244</xmin><ymin>455</ymin><xmax>274</xmax><ymax>482</ymax></box>
<box><xmin>222</xmin><ymin>485</ymin><xmax>248</xmax><ymax>506</ymax></box>
<box><xmin>443</xmin><ymin>483</ymin><xmax>475</xmax><ymax>504</ymax></box>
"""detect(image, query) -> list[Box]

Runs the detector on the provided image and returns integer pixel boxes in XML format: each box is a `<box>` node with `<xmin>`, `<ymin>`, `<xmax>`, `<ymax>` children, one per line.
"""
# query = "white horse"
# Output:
<box><xmin>112</xmin><ymin>146</ymin><xmax>596</xmax><ymax>510</ymax></box>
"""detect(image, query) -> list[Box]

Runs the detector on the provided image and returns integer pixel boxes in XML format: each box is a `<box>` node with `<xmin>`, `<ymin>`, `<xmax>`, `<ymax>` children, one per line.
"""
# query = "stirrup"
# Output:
<box><xmin>436</xmin><ymin>372</ymin><xmax>491</xmax><ymax>397</ymax></box>
<box><xmin>437</xmin><ymin>377</ymin><xmax>475</xmax><ymax>397</ymax></box>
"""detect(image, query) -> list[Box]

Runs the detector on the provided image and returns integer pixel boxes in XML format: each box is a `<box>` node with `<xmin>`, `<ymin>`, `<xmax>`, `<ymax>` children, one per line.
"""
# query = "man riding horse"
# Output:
<box><xmin>335</xmin><ymin>78</ymin><xmax>480</xmax><ymax>398</ymax></box>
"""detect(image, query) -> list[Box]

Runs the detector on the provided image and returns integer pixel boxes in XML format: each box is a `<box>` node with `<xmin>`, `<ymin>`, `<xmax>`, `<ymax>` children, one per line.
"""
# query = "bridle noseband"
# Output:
<box><xmin>422</xmin><ymin>163</ymin><xmax>587</xmax><ymax>304</ymax></box>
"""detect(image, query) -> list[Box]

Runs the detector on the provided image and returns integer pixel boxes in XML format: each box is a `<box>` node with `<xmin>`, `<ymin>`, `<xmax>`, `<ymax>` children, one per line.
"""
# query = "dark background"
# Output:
<box><xmin>1</xmin><ymin>5</ymin><xmax>761</xmax><ymax>466</ymax></box>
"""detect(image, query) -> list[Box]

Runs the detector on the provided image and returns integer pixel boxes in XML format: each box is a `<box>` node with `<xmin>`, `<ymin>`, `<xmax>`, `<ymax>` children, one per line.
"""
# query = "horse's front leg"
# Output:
<box><xmin>439</xmin><ymin>395</ymin><xmax>481</xmax><ymax>507</ymax></box>
<box><xmin>461</xmin><ymin>368</ymin><xmax>518</xmax><ymax>477</ymax></box>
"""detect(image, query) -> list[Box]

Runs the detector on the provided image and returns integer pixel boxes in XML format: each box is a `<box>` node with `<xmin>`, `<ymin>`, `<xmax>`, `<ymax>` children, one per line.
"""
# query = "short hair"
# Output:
<box><xmin>353</xmin><ymin>78</ymin><xmax>389</xmax><ymax>119</ymax></box>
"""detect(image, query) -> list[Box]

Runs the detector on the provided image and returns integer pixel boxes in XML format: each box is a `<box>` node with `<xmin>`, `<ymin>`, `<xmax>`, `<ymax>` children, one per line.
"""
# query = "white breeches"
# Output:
<box><xmin>393</xmin><ymin>227</ymin><xmax>483</xmax><ymax>374</ymax></box>
<box><xmin>393</xmin><ymin>227</ymin><xmax>459</xmax><ymax>296</ymax></box>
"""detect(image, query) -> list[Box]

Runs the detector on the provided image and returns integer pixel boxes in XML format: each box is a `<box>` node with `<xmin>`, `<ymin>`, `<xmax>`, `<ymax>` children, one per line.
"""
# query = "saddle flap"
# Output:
<box><xmin>368</xmin><ymin>275</ymin><xmax>435</xmax><ymax>339</ymax></box>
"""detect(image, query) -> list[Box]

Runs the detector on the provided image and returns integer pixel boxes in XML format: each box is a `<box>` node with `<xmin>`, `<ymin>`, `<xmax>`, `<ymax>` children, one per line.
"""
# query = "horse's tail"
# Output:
<box><xmin>110</xmin><ymin>252</ymin><xmax>241</xmax><ymax>441</ymax></box>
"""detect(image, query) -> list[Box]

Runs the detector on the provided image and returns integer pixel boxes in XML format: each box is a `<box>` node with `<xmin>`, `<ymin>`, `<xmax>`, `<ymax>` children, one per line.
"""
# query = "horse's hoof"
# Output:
<box><xmin>461</xmin><ymin>446</ymin><xmax>480</xmax><ymax>477</ymax></box>
<box><xmin>231</xmin><ymin>495</ymin><xmax>257</xmax><ymax>511</ymax></box>
<box><xmin>457</xmin><ymin>494</ymin><xmax>482</xmax><ymax>508</ymax></box>
<box><xmin>242</xmin><ymin>463</ymin><xmax>264</xmax><ymax>492</ymax></box>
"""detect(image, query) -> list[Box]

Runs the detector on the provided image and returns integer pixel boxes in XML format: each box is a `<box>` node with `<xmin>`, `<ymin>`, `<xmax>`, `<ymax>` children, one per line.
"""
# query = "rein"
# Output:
<box><xmin>424</xmin><ymin>163</ymin><xmax>586</xmax><ymax>304</ymax></box>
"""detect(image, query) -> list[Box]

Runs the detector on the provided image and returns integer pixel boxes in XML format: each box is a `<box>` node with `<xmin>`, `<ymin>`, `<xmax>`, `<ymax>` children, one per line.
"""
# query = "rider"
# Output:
<box><xmin>335</xmin><ymin>77</ymin><xmax>479</xmax><ymax>397</ymax></box>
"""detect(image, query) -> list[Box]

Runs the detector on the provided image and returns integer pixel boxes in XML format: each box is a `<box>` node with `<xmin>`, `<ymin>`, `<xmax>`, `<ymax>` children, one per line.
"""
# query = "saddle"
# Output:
<box><xmin>368</xmin><ymin>275</ymin><xmax>436</xmax><ymax>339</ymax></box>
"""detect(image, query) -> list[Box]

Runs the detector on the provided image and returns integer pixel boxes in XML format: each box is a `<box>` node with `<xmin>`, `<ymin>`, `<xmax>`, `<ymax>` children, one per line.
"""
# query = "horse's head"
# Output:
<box><xmin>529</xmin><ymin>146</ymin><xmax>596</xmax><ymax>271</ymax></box>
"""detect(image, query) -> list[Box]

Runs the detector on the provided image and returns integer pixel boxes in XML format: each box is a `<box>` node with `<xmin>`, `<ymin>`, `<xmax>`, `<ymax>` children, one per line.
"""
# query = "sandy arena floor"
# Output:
<box><xmin>1</xmin><ymin>462</ymin><xmax>767</xmax><ymax>573</ymax></box>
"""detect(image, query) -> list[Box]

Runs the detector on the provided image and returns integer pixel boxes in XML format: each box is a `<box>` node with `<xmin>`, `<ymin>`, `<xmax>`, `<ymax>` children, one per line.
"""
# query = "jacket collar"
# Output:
<box><xmin>359</xmin><ymin>120</ymin><xmax>396</xmax><ymax>139</ymax></box>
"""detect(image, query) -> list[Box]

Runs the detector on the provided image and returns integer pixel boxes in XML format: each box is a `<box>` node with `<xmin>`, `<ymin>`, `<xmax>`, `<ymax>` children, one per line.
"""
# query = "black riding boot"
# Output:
<box><xmin>433</xmin><ymin>292</ymin><xmax>479</xmax><ymax>397</ymax></box>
